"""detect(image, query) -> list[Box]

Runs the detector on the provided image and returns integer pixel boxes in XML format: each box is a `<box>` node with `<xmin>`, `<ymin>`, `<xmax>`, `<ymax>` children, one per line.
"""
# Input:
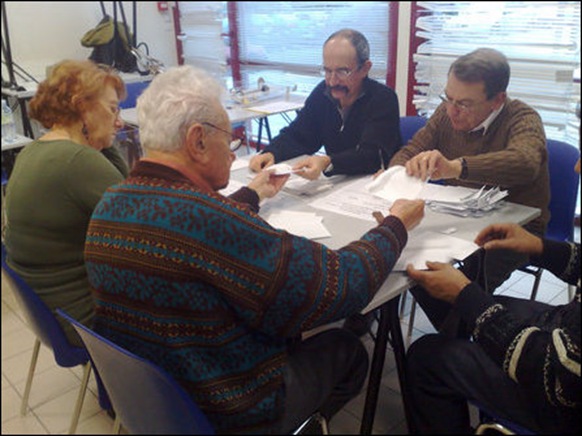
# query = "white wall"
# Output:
<box><xmin>2</xmin><ymin>1</ymin><xmax>178</xmax><ymax>81</ymax></box>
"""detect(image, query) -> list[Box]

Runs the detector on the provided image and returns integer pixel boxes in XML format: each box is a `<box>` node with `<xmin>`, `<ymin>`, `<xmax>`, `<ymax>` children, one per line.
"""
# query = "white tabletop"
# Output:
<box><xmin>230</xmin><ymin>161</ymin><xmax>541</xmax><ymax>314</ymax></box>
<box><xmin>1</xmin><ymin>134</ymin><xmax>34</xmax><ymax>151</ymax></box>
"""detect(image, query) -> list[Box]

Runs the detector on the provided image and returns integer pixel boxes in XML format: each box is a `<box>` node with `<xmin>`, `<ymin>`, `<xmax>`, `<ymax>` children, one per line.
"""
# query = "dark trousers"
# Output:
<box><xmin>279</xmin><ymin>328</ymin><xmax>369</xmax><ymax>433</ymax></box>
<box><xmin>410</xmin><ymin>248</ymin><xmax>529</xmax><ymax>337</ymax></box>
<box><xmin>406</xmin><ymin>296</ymin><xmax>573</xmax><ymax>434</ymax></box>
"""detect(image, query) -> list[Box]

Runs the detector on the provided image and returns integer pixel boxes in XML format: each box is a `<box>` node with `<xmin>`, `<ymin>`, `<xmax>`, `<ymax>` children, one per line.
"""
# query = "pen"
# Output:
<box><xmin>378</xmin><ymin>148</ymin><xmax>385</xmax><ymax>170</ymax></box>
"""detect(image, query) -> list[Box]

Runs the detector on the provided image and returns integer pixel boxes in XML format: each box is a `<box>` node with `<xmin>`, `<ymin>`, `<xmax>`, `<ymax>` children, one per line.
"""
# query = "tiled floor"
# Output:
<box><xmin>2</xmin><ymin>227</ymin><xmax>579</xmax><ymax>434</ymax></box>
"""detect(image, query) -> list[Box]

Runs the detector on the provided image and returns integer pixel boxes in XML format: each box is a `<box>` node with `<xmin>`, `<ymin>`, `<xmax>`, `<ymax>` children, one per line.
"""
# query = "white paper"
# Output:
<box><xmin>266</xmin><ymin>211</ymin><xmax>331</xmax><ymax>240</ymax></box>
<box><xmin>231</xmin><ymin>157</ymin><xmax>251</xmax><ymax>172</ymax></box>
<box><xmin>263</xmin><ymin>163</ymin><xmax>305</xmax><ymax>176</ymax></box>
<box><xmin>366</xmin><ymin>166</ymin><xmax>425</xmax><ymax>202</ymax></box>
<box><xmin>393</xmin><ymin>230</ymin><xmax>479</xmax><ymax>271</ymax></box>
<box><xmin>310</xmin><ymin>176</ymin><xmax>390</xmax><ymax>222</ymax></box>
<box><xmin>247</xmin><ymin>100</ymin><xmax>303</xmax><ymax>114</ymax></box>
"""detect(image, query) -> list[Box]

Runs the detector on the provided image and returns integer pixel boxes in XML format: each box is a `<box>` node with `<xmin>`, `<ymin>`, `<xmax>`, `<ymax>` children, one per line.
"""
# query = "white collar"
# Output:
<box><xmin>470</xmin><ymin>103</ymin><xmax>505</xmax><ymax>135</ymax></box>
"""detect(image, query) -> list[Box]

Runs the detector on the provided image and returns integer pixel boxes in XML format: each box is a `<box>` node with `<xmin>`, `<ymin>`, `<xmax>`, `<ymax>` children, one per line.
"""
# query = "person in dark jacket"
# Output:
<box><xmin>249</xmin><ymin>28</ymin><xmax>401</xmax><ymax>180</ymax></box>
<box><xmin>405</xmin><ymin>128</ymin><xmax>580</xmax><ymax>433</ymax></box>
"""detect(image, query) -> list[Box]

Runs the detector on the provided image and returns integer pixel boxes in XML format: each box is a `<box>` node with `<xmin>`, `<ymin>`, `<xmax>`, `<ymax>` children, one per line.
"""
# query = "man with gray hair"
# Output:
<box><xmin>84</xmin><ymin>65</ymin><xmax>425</xmax><ymax>433</ymax></box>
<box><xmin>250</xmin><ymin>28</ymin><xmax>402</xmax><ymax>180</ymax></box>
<box><xmin>389</xmin><ymin>47</ymin><xmax>550</xmax><ymax>338</ymax></box>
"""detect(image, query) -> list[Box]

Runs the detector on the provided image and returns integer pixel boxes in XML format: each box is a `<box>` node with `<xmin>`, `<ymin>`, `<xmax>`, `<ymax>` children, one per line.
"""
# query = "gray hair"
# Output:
<box><xmin>449</xmin><ymin>48</ymin><xmax>510</xmax><ymax>99</ymax></box>
<box><xmin>324</xmin><ymin>29</ymin><xmax>370</xmax><ymax>67</ymax></box>
<box><xmin>136</xmin><ymin>66</ymin><xmax>224</xmax><ymax>153</ymax></box>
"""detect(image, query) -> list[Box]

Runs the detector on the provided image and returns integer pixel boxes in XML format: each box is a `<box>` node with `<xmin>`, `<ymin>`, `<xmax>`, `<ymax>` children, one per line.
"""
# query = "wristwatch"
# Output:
<box><xmin>323</xmin><ymin>162</ymin><xmax>334</xmax><ymax>177</ymax></box>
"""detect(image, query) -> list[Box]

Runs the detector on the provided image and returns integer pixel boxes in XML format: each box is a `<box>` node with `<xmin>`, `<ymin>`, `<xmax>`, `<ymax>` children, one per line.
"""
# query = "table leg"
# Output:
<box><xmin>359</xmin><ymin>295</ymin><xmax>414</xmax><ymax>434</ymax></box>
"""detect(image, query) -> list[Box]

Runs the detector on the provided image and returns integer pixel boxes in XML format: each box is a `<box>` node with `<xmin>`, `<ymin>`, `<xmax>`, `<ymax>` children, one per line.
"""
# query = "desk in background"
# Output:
<box><xmin>230</xmin><ymin>163</ymin><xmax>540</xmax><ymax>434</ymax></box>
<box><xmin>120</xmin><ymin>93</ymin><xmax>305</xmax><ymax>151</ymax></box>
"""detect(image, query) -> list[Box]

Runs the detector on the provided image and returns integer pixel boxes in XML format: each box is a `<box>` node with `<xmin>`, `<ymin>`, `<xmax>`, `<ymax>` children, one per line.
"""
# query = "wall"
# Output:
<box><xmin>2</xmin><ymin>1</ymin><xmax>178</xmax><ymax>81</ymax></box>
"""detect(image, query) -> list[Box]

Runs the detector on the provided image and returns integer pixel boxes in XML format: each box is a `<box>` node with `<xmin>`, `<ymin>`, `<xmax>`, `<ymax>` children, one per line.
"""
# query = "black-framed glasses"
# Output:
<box><xmin>319</xmin><ymin>66</ymin><xmax>358</xmax><ymax>79</ymax></box>
<box><xmin>201</xmin><ymin>122</ymin><xmax>243</xmax><ymax>152</ymax></box>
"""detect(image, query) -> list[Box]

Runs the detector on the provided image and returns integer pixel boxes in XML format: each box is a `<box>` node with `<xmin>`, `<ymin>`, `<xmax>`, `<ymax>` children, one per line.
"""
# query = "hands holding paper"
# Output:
<box><xmin>249</xmin><ymin>152</ymin><xmax>276</xmax><ymax>172</ymax></box>
<box><xmin>404</xmin><ymin>150</ymin><xmax>463</xmax><ymax>181</ymax></box>
<box><xmin>290</xmin><ymin>155</ymin><xmax>331</xmax><ymax>180</ymax></box>
<box><xmin>475</xmin><ymin>222</ymin><xmax>543</xmax><ymax>255</ymax></box>
<box><xmin>247</xmin><ymin>169</ymin><xmax>289</xmax><ymax>201</ymax></box>
<box><xmin>406</xmin><ymin>262</ymin><xmax>471</xmax><ymax>304</ymax></box>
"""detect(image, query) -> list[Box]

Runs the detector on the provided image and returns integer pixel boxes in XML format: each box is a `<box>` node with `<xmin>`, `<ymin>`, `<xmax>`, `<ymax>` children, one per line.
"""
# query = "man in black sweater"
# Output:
<box><xmin>249</xmin><ymin>28</ymin><xmax>401</xmax><ymax>180</ymax></box>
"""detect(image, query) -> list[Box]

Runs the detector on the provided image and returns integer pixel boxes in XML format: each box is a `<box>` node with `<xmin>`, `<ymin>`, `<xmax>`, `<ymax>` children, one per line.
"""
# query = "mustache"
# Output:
<box><xmin>328</xmin><ymin>85</ymin><xmax>349</xmax><ymax>93</ymax></box>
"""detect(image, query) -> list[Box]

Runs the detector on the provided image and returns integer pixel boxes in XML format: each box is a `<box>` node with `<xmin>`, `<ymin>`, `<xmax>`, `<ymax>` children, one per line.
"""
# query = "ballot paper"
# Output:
<box><xmin>283</xmin><ymin>175</ymin><xmax>345</xmax><ymax>197</ymax></box>
<box><xmin>266</xmin><ymin>211</ymin><xmax>331</xmax><ymax>240</ymax></box>
<box><xmin>393</xmin><ymin>230</ymin><xmax>479</xmax><ymax>271</ymax></box>
<box><xmin>263</xmin><ymin>163</ymin><xmax>306</xmax><ymax>176</ymax></box>
<box><xmin>365</xmin><ymin>166</ymin><xmax>508</xmax><ymax>218</ymax></box>
<box><xmin>366</xmin><ymin>166</ymin><xmax>425</xmax><ymax>202</ymax></box>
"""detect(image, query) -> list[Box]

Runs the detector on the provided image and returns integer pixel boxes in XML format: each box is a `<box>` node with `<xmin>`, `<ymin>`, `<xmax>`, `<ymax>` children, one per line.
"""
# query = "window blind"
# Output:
<box><xmin>411</xmin><ymin>1</ymin><xmax>580</xmax><ymax>147</ymax></box>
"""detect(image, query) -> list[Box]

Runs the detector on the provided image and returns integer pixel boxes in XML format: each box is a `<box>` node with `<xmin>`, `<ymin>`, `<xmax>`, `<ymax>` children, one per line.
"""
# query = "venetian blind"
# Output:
<box><xmin>177</xmin><ymin>2</ymin><xmax>229</xmax><ymax>87</ymax></box>
<box><xmin>235</xmin><ymin>1</ymin><xmax>391</xmax><ymax>93</ymax></box>
<box><xmin>412</xmin><ymin>1</ymin><xmax>580</xmax><ymax>146</ymax></box>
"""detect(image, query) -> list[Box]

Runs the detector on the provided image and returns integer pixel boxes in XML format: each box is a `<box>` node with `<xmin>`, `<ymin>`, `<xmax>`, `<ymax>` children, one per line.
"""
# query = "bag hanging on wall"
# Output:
<box><xmin>81</xmin><ymin>1</ymin><xmax>137</xmax><ymax>73</ymax></box>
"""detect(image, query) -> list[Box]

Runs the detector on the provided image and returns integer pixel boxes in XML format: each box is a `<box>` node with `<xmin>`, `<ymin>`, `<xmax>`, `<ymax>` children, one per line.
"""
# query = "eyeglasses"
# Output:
<box><xmin>438</xmin><ymin>94</ymin><xmax>486</xmax><ymax>113</ymax></box>
<box><xmin>319</xmin><ymin>66</ymin><xmax>358</xmax><ymax>80</ymax></box>
<box><xmin>201</xmin><ymin>122</ymin><xmax>243</xmax><ymax>152</ymax></box>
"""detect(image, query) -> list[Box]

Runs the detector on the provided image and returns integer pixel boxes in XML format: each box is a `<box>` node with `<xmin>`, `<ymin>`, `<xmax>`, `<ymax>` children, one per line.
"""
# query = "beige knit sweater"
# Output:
<box><xmin>390</xmin><ymin>98</ymin><xmax>549</xmax><ymax>235</ymax></box>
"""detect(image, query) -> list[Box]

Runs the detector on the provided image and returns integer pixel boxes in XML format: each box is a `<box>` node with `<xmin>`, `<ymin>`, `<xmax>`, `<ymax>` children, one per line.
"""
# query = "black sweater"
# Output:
<box><xmin>263</xmin><ymin>78</ymin><xmax>401</xmax><ymax>175</ymax></box>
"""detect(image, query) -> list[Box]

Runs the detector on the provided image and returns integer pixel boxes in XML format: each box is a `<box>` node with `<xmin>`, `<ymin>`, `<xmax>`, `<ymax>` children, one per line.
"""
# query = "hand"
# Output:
<box><xmin>474</xmin><ymin>222</ymin><xmax>543</xmax><ymax>255</ymax></box>
<box><xmin>388</xmin><ymin>199</ymin><xmax>425</xmax><ymax>231</ymax></box>
<box><xmin>247</xmin><ymin>169</ymin><xmax>289</xmax><ymax>201</ymax></box>
<box><xmin>405</xmin><ymin>150</ymin><xmax>462</xmax><ymax>181</ymax></box>
<box><xmin>406</xmin><ymin>262</ymin><xmax>471</xmax><ymax>304</ymax></box>
<box><xmin>249</xmin><ymin>152</ymin><xmax>275</xmax><ymax>173</ymax></box>
<box><xmin>292</xmin><ymin>155</ymin><xmax>331</xmax><ymax>181</ymax></box>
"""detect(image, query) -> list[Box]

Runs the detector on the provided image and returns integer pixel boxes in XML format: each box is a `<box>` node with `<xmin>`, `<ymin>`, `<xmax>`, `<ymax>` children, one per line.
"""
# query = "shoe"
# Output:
<box><xmin>342</xmin><ymin>312</ymin><xmax>375</xmax><ymax>337</ymax></box>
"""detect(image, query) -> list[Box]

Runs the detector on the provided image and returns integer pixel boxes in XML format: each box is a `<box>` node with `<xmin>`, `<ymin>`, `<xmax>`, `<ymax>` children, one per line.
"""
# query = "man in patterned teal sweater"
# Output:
<box><xmin>85</xmin><ymin>66</ymin><xmax>425</xmax><ymax>434</ymax></box>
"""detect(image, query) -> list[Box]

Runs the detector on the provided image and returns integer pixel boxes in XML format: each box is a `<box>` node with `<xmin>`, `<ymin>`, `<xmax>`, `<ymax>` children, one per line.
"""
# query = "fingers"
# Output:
<box><xmin>372</xmin><ymin>211</ymin><xmax>385</xmax><ymax>224</ymax></box>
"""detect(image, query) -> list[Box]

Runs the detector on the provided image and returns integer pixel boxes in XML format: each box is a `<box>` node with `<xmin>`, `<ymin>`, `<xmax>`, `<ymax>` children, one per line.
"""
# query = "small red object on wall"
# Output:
<box><xmin>157</xmin><ymin>2</ymin><xmax>169</xmax><ymax>12</ymax></box>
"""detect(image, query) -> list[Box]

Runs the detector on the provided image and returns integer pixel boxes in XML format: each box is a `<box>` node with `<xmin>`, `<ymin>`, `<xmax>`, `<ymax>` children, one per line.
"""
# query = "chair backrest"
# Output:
<box><xmin>546</xmin><ymin>139</ymin><xmax>580</xmax><ymax>242</ymax></box>
<box><xmin>400</xmin><ymin>115</ymin><xmax>427</xmax><ymax>145</ymax></box>
<box><xmin>1</xmin><ymin>243</ymin><xmax>88</xmax><ymax>368</ymax></box>
<box><xmin>57</xmin><ymin>309</ymin><xmax>215</xmax><ymax>435</ymax></box>
<box><xmin>119</xmin><ymin>80</ymin><xmax>151</xmax><ymax>109</ymax></box>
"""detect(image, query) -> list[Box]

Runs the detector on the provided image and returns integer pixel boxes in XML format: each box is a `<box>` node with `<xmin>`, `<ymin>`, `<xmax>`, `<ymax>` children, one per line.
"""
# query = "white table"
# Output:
<box><xmin>2</xmin><ymin>134</ymin><xmax>33</xmax><ymax>152</ymax></box>
<box><xmin>120</xmin><ymin>93</ymin><xmax>306</xmax><ymax>147</ymax></box>
<box><xmin>230</xmin><ymin>163</ymin><xmax>540</xmax><ymax>434</ymax></box>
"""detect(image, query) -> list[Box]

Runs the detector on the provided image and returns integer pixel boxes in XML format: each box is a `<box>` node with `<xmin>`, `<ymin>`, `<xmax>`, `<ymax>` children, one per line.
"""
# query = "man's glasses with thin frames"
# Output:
<box><xmin>202</xmin><ymin>122</ymin><xmax>244</xmax><ymax>152</ymax></box>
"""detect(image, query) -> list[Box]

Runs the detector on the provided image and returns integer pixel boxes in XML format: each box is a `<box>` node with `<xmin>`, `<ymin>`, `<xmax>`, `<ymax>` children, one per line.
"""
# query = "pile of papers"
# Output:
<box><xmin>426</xmin><ymin>185</ymin><xmax>508</xmax><ymax>217</ymax></box>
<box><xmin>266</xmin><ymin>211</ymin><xmax>331</xmax><ymax>240</ymax></box>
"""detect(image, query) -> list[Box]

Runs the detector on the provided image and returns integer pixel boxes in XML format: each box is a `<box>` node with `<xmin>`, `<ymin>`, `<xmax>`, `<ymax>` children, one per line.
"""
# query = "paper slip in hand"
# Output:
<box><xmin>393</xmin><ymin>230</ymin><xmax>479</xmax><ymax>271</ymax></box>
<box><xmin>264</xmin><ymin>163</ymin><xmax>305</xmax><ymax>176</ymax></box>
<box><xmin>366</xmin><ymin>166</ymin><xmax>425</xmax><ymax>202</ymax></box>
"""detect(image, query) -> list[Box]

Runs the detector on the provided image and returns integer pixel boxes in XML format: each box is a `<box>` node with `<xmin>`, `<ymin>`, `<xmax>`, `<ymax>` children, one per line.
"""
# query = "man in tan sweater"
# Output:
<box><xmin>390</xmin><ymin>48</ymin><xmax>550</xmax><ymax>337</ymax></box>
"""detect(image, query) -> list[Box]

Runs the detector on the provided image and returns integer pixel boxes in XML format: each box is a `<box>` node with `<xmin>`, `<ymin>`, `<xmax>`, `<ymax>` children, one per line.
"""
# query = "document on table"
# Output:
<box><xmin>309</xmin><ymin>176</ymin><xmax>390</xmax><ymax>222</ymax></box>
<box><xmin>393</xmin><ymin>229</ymin><xmax>479</xmax><ymax>271</ymax></box>
<box><xmin>231</xmin><ymin>156</ymin><xmax>251</xmax><ymax>172</ymax></box>
<box><xmin>264</xmin><ymin>210</ymin><xmax>331</xmax><ymax>240</ymax></box>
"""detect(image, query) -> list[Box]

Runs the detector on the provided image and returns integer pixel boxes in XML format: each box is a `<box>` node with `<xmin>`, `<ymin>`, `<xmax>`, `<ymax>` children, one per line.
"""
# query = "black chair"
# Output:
<box><xmin>400</xmin><ymin>115</ymin><xmax>427</xmax><ymax>145</ymax></box>
<box><xmin>57</xmin><ymin>309</ymin><xmax>329</xmax><ymax>435</ymax></box>
<box><xmin>1</xmin><ymin>243</ymin><xmax>91</xmax><ymax>434</ymax></box>
<box><xmin>519</xmin><ymin>139</ymin><xmax>580</xmax><ymax>301</ymax></box>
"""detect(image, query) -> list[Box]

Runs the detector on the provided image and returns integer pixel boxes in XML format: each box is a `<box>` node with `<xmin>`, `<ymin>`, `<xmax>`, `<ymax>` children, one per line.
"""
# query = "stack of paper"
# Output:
<box><xmin>426</xmin><ymin>185</ymin><xmax>508</xmax><ymax>217</ymax></box>
<box><xmin>266</xmin><ymin>211</ymin><xmax>331</xmax><ymax>240</ymax></box>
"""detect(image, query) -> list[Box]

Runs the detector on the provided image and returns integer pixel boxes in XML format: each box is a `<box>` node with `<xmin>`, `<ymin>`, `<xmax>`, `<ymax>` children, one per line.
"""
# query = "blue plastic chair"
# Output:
<box><xmin>520</xmin><ymin>139</ymin><xmax>580</xmax><ymax>300</ymax></box>
<box><xmin>57</xmin><ymin>309</ymin><xmax>329</xmax><ymax>435</ymax></box>
<box><xmin>119</xmin><ymin>80</ymin><xmax>151</xmax><ymax>109</ymax></box>
<box><xmin>1</xmin><ymin>243</ymin><xmax>91</xmax><ymax>434</ymax></box>
<box><xmin>400</xmin><ymin>115</ymin><xmax>427</xmax><ymax>145</ymax></box>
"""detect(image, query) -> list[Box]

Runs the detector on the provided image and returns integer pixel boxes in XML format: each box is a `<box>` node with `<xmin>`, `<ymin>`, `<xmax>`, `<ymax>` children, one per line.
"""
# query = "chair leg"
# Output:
<box><xmin>406</xmin><ymin>298</ymin><xmax>417</xmax><ymax>343</ymax></box>
<box><xmin>399</xmin><ymin>289</ymin><xmax>408</xmax><ymax>319</ymax></box>
<box><xmin>21</xmin><ymin>338</ymin><xmax>41</xmax><ymax>415</ymax></box>
<box><xmin>68</xmin><ymin>362</ymin><xmax>91</xmax><ymax>434</ymax></box>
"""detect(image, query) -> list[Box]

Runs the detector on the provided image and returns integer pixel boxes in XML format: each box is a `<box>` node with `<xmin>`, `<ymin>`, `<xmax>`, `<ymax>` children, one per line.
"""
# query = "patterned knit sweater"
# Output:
<box><xmin>85</xmin><ymin>161</ymin><xmax>408</xmax><ymax>434</ymax></box>
<box><xmin>456</xmin><ymin>240</ymin><xmax>580</xmax><ymax>433</ymax></box>
<box><xmin>390</xmin><ymin>98</ymin><xmax>549</xmax><ymax>235</ymax></box>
